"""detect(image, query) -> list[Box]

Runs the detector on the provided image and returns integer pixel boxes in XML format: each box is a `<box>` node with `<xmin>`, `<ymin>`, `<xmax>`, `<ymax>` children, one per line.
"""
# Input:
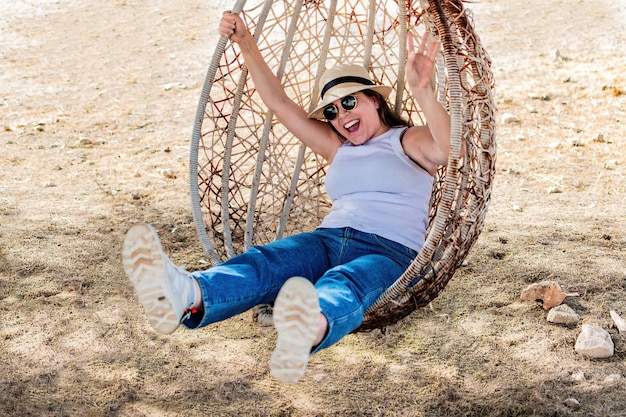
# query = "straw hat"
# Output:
<box><xmin>308</xmin><ymin>64</ymin><xmax>392</xmax><ymax>120</ymax></box>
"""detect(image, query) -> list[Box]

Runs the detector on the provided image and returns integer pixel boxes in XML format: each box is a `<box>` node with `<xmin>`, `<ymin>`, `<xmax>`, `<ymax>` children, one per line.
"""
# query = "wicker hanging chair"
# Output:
<box><xmin>189</xmin><ymin>0</ymin><xmax>496</xmax><ymax>332</ymax></box>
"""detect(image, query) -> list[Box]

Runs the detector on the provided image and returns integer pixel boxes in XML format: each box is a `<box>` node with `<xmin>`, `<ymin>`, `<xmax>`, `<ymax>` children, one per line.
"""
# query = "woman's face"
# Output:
<box><xmin>327</xmin><ymin>91</ymin><xmax>389</xmax><ymax>145</ymax></box>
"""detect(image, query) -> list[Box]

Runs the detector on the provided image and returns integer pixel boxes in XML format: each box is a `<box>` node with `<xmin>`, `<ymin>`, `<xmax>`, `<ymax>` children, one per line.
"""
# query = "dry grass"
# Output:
<box><xmin>1</xmin><ymin>0</ymin><xmax>625</xmax><ymax>416</ymax></box>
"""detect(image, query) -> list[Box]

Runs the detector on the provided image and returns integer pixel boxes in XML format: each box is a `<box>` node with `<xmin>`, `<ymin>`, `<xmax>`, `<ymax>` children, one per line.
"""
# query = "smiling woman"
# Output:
<box><xmin>188</xmin><ymin>0</ymin><xmax>496</xmax><ymax>330</ymax></box>
<box><xmin>124</xmin><ymin>3</ymin><xmax>451</xmax><ymax>382</ymax></box>
<box><xmin>308</xmin><ymin>65</ymin><xmax>410</xmax><ymax>145</ymax></box>
<box><xmin>121</xmin><ymin>0</ymin><xmax>496</xmax><ymax>386</ymax></box>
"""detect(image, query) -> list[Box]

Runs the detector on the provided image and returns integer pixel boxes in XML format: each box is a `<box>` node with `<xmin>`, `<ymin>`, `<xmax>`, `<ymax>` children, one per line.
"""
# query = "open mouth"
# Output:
<box><xmin>344</xmin><ymin>119</ymin><xmax>359</xmax><ymax>134</ymax></box>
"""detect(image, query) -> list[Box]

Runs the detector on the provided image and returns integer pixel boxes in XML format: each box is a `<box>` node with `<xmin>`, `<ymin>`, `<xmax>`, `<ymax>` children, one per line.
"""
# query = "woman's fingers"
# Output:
<box><xmin>417</xmin><ymin>31</ymin><xmax>428</xmax><ymax>55</ymax></box>
<box><xmin>219</xmin><ymin>11</ymin><xmax>241</xmax><ymax>39</ymax></box>
<box><xmin>407</xmin><ymin>31</ymin><xmax>415</xmax><ymax>54</ymax></box>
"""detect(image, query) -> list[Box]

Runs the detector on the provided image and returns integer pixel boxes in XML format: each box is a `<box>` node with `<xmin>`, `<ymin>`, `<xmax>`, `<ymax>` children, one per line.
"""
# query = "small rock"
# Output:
<box><xmin>547</xmin><ymin>186</ymin><xmax>562</xmax><ymax>194</ymax></box>
<box><xmin>571</xmin><ymin>371</ymin><xmax>585</xmax><ymax>382</ymax></box>
<box><xmin>311</xmin><ymin>373</ymin><xmax>329</xmax><ymax>382</ymax></box>
<box><xmin>547</xmin><ymin>304</ymin><xmax>580</xmax><ymax>325</ymax></box>
<box><xmin>609</xmin><ymin>310</ymin><xmax>626</xmax><ymax>335</ymax></box>
<box><xmin>550</xmin><ymin>49</ymin><xmax>561</xmax><ymax>61</ymax></box>
<box><xmin>501</xmin><ymin>113</ymin><xmax>520</xmax><ymax>125</ymax></box>
<box><xmin>592</xmin><ymin>134</ymin><xmax>605</xmax><ymax>143</ymax></box>
<box><xmin>512</xmin><ymin>204</ymin><xmax>523</xmax><ymax>212</ymax></box>
<box><xmin>604</xmin><ymin>374</ymin><xmax>621</xmax><ymax>384</ymax></box>
<box><xmin>567</xmin><ymin>138</ymin><xmax>584</xmax><ymax>147</ymax></box>
<box><xmin>79</xmin><ymin>137</ymin><xmax>93</xmax><ymax>146</ymax></box>
<box><xmin>131</xmin><ymin>191</ymin><xmax>142</xmax><ymax>200</ymax></box>
<box><xmin>163</xmin><ymin>82</ymin><xmax>188</xmax><ymax>91</ymax></box>
<box><xmin>524</xmin><ymin>104</ymin><xmax>538</xmax><ymax>113</ymax></box>
<box><xmin>575</xmin><ymin>324</ymin><xmax>614</xmax><ymax>359</ymax></box>
<box><xmin>563</xmin><ymin>398</ymin><xmax>580</xmax><ymax>409</ymax></box>
<box><xmin>157</xmin><ymin>168</ymin><xmax>176</xmax><ymax>179</ymax></box>
<box><xmin>521</xmin><ymin>281</ymin><xmax>567</xmax><ymax>310</ymax></box>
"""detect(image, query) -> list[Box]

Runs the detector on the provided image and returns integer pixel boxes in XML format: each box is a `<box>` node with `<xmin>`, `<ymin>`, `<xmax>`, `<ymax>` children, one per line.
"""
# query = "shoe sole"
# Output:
<box><xmin>122</xmin><ymin>223</ymin><xmax>179</xmax><ymax>334</ymax></box>
<box><xmin>269</xmin><ymin>277</ymin><xmax>320</xmax><ymax>384</ymax></box>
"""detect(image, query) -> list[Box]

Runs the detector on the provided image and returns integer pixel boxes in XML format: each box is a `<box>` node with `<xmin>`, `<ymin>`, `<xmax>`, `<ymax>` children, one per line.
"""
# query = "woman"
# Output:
<box><xmin>122</xmin><ymin>11</ymin><xmax>451</xmax><ymax>384</ymax></box>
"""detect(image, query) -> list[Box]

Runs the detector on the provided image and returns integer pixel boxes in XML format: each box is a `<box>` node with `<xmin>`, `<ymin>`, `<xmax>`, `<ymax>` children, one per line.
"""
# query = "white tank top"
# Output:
<box><xmin>319</xmin><ymin>127</ymin><xmax>434</xmax><ymax>252</ymax></box>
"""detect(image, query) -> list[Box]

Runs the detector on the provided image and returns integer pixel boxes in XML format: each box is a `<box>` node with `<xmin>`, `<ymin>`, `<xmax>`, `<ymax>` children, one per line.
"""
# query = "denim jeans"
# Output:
<box><xmin>185</xmin><ymin>227</ymin><xmax>417</xmax><ymax>352</ymax></box>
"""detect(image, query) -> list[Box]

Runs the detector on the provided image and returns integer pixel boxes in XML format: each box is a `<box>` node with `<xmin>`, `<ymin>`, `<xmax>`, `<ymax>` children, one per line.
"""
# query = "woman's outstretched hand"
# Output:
<box><xmin>405</xmin><ymin>31</ymin><xmax>440</xmax><ymax>90</ymax></box>
<box><xmin>218</xmin><ymin>11</ymin><xmax>249</xmax><ymax>43</ymax></box>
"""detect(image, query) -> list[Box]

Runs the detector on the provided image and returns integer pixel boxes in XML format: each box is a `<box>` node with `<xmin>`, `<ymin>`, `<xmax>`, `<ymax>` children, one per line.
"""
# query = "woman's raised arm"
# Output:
<box><xmin>218</xmin><ymin>11</ymin><xmax>342</xmax><ymax>162</ymax></box>
<box><xmin>401</xmin><ymin>31</ymin><xmax>455</xmax><ymax>175</ymax></box>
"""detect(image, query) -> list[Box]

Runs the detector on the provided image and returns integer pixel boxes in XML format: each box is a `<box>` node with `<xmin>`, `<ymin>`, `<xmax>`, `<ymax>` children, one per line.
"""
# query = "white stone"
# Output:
<box><xmin>567</xmin><ymin>138</ymin><xmax>584</xmax><ymax>147</ymax></box>
<box><xmin>564</xmin><ymin>398</ymin><xmax>580</xmax><ymax>409</ymax></box>
<box><xmin>571</xmin><ymin>371</ymin><xmax>585</xmax><ymax>382</ymax></box>
<box><xmin>604</xmin><ymin>374</ymin><xmax>622</xmax><ymax>384</ymax></box>
<box><xmin>157</xmin><ymin>168</ymin><xmax>176</xmax><ymax>179</ymax></box>
<box><xmin>610</xmin><ymin>310</ymin><xmax>626</xmax><ymax>335</ymax></box>
<box><xmin>547</xmin><ymin>304</ymin><xmax>580</xmax><ymax>325</ymax></box>
<box><xmin>574</xmin><ymin>324</ymin><xmax>614</xmax><ymax>359</ymax></box>
<box><xmin>501</xmin><ymin>113</ymin><xmax>520</xmax><ymax>125</ymax></box>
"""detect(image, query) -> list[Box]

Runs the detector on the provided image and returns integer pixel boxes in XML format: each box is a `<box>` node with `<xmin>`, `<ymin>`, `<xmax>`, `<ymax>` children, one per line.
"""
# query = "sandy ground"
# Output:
<box><xmin>1</xmin><ymin>0</ymin><xmax>626</xmax><ymax>416</ymax></box>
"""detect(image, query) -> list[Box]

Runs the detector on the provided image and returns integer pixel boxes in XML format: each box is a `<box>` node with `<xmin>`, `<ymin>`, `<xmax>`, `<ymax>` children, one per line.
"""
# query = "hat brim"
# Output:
<box><xmin>307</xmin><ymin>84</ymin><xmax>392</xmax><ymax>120</ymax></box>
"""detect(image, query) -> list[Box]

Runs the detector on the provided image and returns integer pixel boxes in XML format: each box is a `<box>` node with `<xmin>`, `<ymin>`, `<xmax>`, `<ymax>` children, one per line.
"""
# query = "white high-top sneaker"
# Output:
<box><xmin>270</xmin><ymin>277</ymin><xmax>320</xmax><ymax>384</ymax></box>
<box><xmin>122</xmin><ymin>223</ymin><xmax>198</xmax><ymax>334</ymax></box>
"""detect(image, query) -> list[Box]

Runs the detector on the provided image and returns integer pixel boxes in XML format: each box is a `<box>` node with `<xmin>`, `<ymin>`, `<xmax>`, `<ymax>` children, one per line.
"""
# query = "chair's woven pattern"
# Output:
<box><xmin>189</xmin><ymin>0</ymin><xmax>496</xmax><ymax>330</ymax></box>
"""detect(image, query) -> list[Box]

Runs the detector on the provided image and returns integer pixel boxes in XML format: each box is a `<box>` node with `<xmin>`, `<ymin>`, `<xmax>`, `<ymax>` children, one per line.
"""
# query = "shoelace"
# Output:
<box><xmin>181</xmin><ymin>307</ymin><xmax>198</xmax><ymax>323</ymax></box>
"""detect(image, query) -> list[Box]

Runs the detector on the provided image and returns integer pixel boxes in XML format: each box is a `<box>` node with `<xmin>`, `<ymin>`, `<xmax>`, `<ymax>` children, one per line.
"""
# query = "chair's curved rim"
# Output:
<box><xmin>189</xmin><ymin>0</ymin><xmax>497</xmax><ymax>331</ymax></box>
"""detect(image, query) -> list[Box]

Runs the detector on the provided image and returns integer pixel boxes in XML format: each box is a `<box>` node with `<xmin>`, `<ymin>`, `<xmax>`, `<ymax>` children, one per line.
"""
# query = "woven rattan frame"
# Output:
<box><xmin>189</xmin><ymin>0</ymin><xmax>496</xmax><ymax>331</ymax></box>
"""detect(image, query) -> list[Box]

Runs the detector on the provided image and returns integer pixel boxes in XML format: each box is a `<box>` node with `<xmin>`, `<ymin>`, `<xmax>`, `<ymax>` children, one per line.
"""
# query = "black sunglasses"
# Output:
<box><xmin>323</xmin><ymin>94</ymin><xmax>358</xmax><ymax>121</ymax></box>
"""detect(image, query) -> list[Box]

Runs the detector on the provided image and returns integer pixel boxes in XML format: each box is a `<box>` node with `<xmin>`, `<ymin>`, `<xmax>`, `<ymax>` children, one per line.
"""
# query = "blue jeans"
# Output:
<box><xmin>185</xmin><ymin>227</ymin><xmax>417</xmax><ymax>352</ymax></box>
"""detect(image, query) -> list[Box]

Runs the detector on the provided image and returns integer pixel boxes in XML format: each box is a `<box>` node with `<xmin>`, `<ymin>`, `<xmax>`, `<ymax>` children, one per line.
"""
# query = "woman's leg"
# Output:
<box><xmin>123</xmin><ymin>223</ymin><xmax>333</xmax><ymax>333</ymax></box>
<box><xmin>312</xmin><ymin>228</ymin><xmax>417</xmax><ymax>351</ymax></box>
<box><xmin>176</xmin><ymin>230</ymin><xmax>332</xmax><ymax>329</ymax></box>
<box><xmin>268</xmin><ymin>228</ymin><xmax>416</xmax><ymax>383</ymax></box>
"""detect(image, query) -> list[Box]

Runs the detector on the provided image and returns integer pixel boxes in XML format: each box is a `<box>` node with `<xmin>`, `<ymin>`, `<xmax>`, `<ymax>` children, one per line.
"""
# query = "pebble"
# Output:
<box><xmin>604</xmin><ymin>374</ymin><xmax>621</xmax><ymax>384</ymax></box>
<box><xmin>567</xmin><ymin>138</ymin><xmax>584</xmax><ymax>147</ymax></box>
<box><xmin>157</xmin><ymin>168</ymin><xmax>176</xmax><ymax>179</ymax></box>
<box><xmin>547</xmin><ymin>304</ymin><xmax>580</xmax><ymax>325</ymax></box>
<box><xmin>574</xmin><ymin>324</ymin><xmax>614</xmax><ymax>359</ymax></box>
<box><xmin>609</xmin><ymin>310</ymin><xmax>626</xmax><ymax>334</ymax></box>
<box><xmin>521</xmin><ymin>281</ymin><xmax>567</xmax><ymax>310</ymax></box>
<box><xmin>501</xmin><ymin>113</ymin><xmax>520</xmax><ymax>125</ymax></box>
<box><xmin>563</xmin><ymin>398</ymin><xmax>580</xmax><ymax>409</ymax></box>
<box><xmin>79</xmin><ymin>137</ymin><xmax>93</xmax><ymax>146</ymax></box>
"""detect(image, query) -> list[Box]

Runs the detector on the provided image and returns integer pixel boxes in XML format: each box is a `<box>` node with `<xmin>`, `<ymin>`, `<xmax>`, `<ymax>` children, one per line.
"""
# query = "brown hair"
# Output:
<box><xmin>361</xmin><ymin>89</ymin><xmax>412</xmax><ymax>128</ymax></box>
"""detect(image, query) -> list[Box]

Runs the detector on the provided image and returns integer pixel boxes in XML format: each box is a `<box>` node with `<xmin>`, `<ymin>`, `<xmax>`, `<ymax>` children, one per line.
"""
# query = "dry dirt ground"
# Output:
<box><xmin>1</xmin><ymin>0</ymin><xmax>625</xmax><ymax>416</ymax></box>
